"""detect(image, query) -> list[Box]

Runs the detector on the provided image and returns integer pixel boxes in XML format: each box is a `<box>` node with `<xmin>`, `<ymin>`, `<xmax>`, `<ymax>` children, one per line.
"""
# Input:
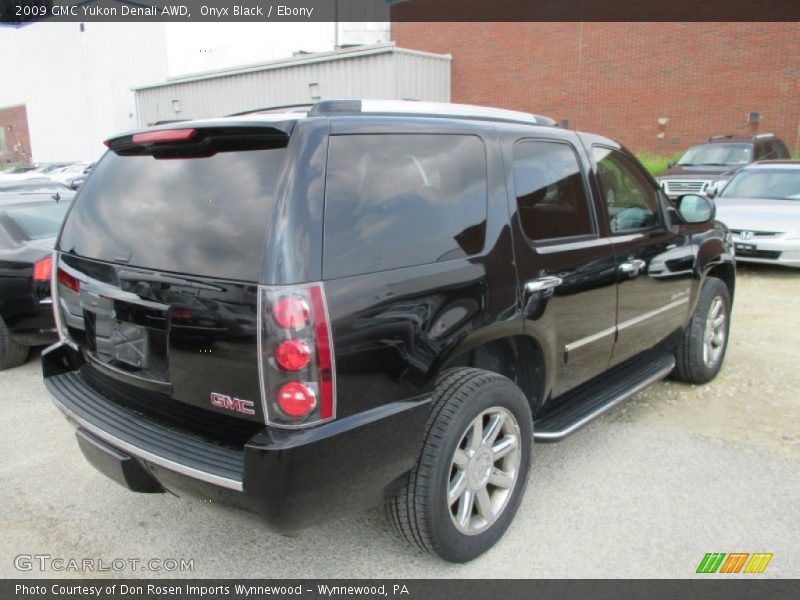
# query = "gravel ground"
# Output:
<box><xmin>0</xmin><ymin>265</ymin><xmax>797</xmax><ymax>579</ymax></box>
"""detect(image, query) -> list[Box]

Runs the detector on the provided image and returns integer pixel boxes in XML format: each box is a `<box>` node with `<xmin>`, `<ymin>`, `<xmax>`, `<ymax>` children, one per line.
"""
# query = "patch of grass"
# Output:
<box><xmin>636</xmin><ymin>152</ymin><xmax>683</xmax><ymax>177</ymax></box>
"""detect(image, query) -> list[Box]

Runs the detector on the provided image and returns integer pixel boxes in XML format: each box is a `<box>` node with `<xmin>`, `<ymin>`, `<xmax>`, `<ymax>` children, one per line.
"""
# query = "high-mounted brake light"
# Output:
<box><xmin>258</xmin><ymin>283</ymin><xmax>336</xmax><ymax>428</ymax></box>
<box><xmin>33</xmin><ymin>257</ymin><xmax>53</xmax><ymax>282</ymax></box>
<box><xmin>130</xmin><ymin>128</ymin><xmax>198</xmax><ymax>145</ymax></box>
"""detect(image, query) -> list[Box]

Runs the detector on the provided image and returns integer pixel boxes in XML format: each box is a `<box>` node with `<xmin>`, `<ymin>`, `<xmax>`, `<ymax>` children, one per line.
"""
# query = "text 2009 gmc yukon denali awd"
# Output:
<box><xmin>43</xmin><ymin>100</ymin><xmax>734</xmax><ymax>562</ymax></box>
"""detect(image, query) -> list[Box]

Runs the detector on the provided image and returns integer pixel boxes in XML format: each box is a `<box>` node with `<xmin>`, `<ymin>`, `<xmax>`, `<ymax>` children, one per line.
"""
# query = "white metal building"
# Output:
<box><xmin>0</xmin><ymin>22</ymin><xmax>169</xmax><ymax>162</ymax></box>
<box><xmin>133</xmin><ymin>43</ymin><xmax>452</xmax><ymax>126</ymax></box>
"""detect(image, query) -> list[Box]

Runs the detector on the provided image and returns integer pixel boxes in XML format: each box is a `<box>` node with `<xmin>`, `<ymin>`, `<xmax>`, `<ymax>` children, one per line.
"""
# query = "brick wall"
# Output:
<box><xmin>0</xmin><ymin>104</ymin><xmax>32</xmax><ymax>163</ymax></box>
<box><xmin>392</xmin><ymin>23</ymin><xmax>800</xmax><ymax>155</ymax></box>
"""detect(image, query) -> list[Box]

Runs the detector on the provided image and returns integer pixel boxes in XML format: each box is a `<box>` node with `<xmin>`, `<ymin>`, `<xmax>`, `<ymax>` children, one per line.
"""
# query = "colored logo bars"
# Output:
<box><xmin>696</xmin><ymin>553</ymin><xmax>773</xmax><ymax>574</ymax></box>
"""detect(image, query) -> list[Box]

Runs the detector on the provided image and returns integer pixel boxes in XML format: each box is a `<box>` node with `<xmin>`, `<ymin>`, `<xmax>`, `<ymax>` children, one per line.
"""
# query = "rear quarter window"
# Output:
<box><xmin>323</xmin><ymin>134</ymin><xmax>488</xmax><ymax>279</ymax></box>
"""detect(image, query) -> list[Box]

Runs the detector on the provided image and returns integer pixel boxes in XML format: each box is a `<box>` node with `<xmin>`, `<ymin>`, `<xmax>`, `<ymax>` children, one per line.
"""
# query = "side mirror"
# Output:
<box><xmin>676</xmin><ymin>194</ymin><xmax>715</xmax><ymax>223</ymax></box>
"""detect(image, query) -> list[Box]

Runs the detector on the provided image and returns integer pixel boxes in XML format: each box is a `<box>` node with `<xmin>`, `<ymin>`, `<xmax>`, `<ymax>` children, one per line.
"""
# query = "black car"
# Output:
<box><xmin>42</xmin><ymin>100</ymin><xmax>735</xmax><ymax>562</ymax></box>
<box><xmin>656</xmin><ymin>133</ymin><xmax>790</xmax><ymax>199</ymax></box>
<box><xmin>0</xmin><ymin>193</ymin><xmax>72</xmax><ymax>369</ymax></box>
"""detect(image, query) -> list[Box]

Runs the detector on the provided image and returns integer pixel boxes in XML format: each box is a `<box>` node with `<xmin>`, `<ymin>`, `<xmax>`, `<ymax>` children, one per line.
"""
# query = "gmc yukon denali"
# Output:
<box><xmin>42</xmin><ymin>100</ymin><xmax>735</xmax><ymax>562</ymax></box>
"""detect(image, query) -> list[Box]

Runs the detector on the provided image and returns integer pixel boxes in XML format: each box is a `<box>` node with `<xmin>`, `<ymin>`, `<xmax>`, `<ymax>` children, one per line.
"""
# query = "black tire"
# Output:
<box><xmin>673</xmin><ymin>277</ymin><xmax>731</xmax><ymax>384</ymax></box>
<box><xmin>0</xmin><ymin>316</ymin><xmax>29</xmax><ymax>371</ymax></box>
<box><xmin>388</xmin><ymin>368</ymin><xmax>533</xmax><ymax>562</ymax></box>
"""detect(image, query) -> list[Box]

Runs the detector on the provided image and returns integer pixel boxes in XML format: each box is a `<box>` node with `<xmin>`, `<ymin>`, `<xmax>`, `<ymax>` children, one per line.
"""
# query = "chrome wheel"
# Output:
<box><xmin>447</xmin><ymin>407</ymin><xmax>521</xmax><ymax>535</ymax></box>
<box><xmin>703</xmin><ymin>296</ymin><xmax>727</xmax><ymax>368</ymax></box>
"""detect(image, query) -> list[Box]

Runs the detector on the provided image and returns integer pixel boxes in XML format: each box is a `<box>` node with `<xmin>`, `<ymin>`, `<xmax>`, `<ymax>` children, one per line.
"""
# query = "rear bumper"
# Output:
<box><xmin>42</xmin><ymin>342</ymin><xmax>430</xmax><ymax>532</ymax></box>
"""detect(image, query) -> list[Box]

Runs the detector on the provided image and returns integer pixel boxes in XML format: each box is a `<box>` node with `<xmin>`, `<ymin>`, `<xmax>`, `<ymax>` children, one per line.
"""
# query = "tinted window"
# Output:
<box><xmin>58</xmin><ymin>148</ymin><xmax>286</xmax><ymax>281</ymax></box>
<box><xmin>323</xmin><ymin>134</ymin><xmax>487</xmax><ymax>279</ymax></box>
<box><xmin>774</xmin><ymin>139</ymin><xmax>790</xmax><ymax>159</ymax></box>
<box><xmin>1</xmin><ymin>202</ymin><xmax>71</xmax><ymax>240</ymax></box>
<box><xmin>720</xmin><ymin>168</ymin><xmax>800</xmax><ymax>200</ymax></box>
<box><xmin>513</xmin><ymin>141</ymin><xmax>593</xmax><ymax>241</ymax></box>
<box><xmin>677</xmin><ymin>143</ymin><xmax>751</xmax><ymax>166</ymax></box>
<box><xmin>593</xmin><ymin>147</ymin><xmax>662</xmax><ymax>233</ymax></box>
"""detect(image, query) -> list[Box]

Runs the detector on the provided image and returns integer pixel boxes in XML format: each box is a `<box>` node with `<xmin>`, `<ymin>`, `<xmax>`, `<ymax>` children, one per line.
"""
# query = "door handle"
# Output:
<box><xmin>619</xmin><ymin>259</ymin><xmax>647</xmax><ymax>274</ymax></box>
<box><xmin>525</xmin><ymin>276</ymin><xmax>563</xmax><ymax>294</ymax></box>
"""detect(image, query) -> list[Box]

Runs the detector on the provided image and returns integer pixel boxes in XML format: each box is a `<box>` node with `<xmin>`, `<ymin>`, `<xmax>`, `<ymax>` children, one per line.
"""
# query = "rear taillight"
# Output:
<box><xmin>171</xmin><ymin>308</ymin><xmax>193</xmax><ymax>320</ymax></box>
<box><xmin>277</xmin><ymin>381</ymin><xmax>317</xmax><ymax>417</ymax></box>
<box><xmin>33</xmin><ymin>257</ymin><xmax>52</xmax><ymax>281</ymax></box>
<box><xmin>275</xmin><ymin>339</ymin><xmax>311</xmax><ymax>372</ymax></box>
<box><xmin>51</xmin><ymin>253</ymin><xmax>80</xmax><ymax>347</ymax></box>
<box><xmin>258</xmin><ymin>283</ymin><xmax>336</xmax><ymax>428</ymax></box>
<box><xmin>272</xmin><ymin>296</ymin><xmax>310</xmax><ymax>329</ymax></box>
<box><xmin>56</xmin><ymin>268</ymin><xmax>80</xmax><ymax>292</ymax></box>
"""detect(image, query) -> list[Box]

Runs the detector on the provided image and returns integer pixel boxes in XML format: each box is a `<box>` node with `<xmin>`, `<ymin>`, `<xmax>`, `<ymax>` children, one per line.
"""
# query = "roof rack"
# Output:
<box><xmin>708</xmin><ymin>133</ymin><xmax>775</xmax><ymax>142</ymax></box>
<box><xmin>226</xmin><ymin>103</ymin><xmax>315</xmax><ymax>117</ymax></box>
<box><xmin>306</xmin><ymin>100</ymin><xmax>557</xmax><ymax>127</ymax></box>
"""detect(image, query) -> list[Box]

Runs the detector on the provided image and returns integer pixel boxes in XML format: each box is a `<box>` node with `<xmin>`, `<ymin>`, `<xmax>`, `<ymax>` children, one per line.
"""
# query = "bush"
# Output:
<box><xmin>636</xmin><ymin>152</ymin><xmax>682</xmax><ymax>177</ymax></box>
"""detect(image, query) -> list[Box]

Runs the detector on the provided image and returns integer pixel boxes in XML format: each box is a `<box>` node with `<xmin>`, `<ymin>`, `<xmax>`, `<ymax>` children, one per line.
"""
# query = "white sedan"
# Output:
<box><xmin>714</xmin><ymin>160</ymin><xmax>800</xmax><ymax>268</ymax></box>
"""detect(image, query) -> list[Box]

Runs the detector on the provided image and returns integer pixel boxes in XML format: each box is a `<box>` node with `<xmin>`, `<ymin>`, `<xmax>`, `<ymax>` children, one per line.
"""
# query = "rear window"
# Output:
<box><xmin>1</xmin><ymin>202</ymin><xmax>71</xmax><ymax>241</ymax></box>
<box><xmin>323</xmin><ymin>134</ymin><xmax>487</xmax><ymax>279</ymax></box>
<box><xmin>58</xmin><ymin>147</ymin><xmax>286</xmax><ymax>281</ymax></box>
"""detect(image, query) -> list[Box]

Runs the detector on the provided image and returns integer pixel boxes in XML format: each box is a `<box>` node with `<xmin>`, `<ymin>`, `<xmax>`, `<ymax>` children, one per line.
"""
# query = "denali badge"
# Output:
<box><xmin>210</xmin><ymin>392</ymin><xmax>256</xmax><ymax>416</ymax></box>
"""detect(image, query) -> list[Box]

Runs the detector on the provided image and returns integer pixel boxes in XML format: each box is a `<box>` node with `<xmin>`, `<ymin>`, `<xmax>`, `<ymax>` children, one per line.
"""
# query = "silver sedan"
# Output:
<box><xmin>714</xmin><ymin>160</ymin><xmax>800</xmax><ymax>268</ymax></box>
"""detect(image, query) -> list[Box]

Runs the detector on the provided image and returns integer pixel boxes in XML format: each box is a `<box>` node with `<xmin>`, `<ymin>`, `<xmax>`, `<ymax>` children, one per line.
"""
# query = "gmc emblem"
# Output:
<box><xmin>210</xmin><ymin>392</ymin><xmax>256</xmax><ymax>416</ymax></box>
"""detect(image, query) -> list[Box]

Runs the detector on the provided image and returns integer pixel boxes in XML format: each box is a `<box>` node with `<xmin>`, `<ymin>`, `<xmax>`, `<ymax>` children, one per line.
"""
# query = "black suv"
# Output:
<box><xmin>656</xmin><ymin>133</ymin><xmax>790</xmax><ymax>199</ymax></box>
<box><xmin>43</xmin><ymin>100</ymin><xmax>735</xmax><ymax>562</ymax></box>
<box><xmin>0</xmin><ymin>190</ymin><xmax>74</xmax><ymax>369</ymax></box>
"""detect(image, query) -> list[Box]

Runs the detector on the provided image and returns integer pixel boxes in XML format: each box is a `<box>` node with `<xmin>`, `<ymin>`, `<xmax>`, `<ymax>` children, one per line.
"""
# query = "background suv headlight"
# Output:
<box><xmin>709</xmin><ymin>179</ymin><xmax>729</xmax><ymax>195</ymax></box>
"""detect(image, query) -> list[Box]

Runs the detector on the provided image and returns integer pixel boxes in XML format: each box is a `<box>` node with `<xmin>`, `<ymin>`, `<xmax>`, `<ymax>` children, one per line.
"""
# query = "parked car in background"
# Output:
<box><xmin>0</xmin><ymin>162</ymin><xmax>72</xmax><ymax>184</ymax></box>
<box><xmin>42</xmin><ymin>100</ymin><xmax>733</xmax><ymax>562</ymax></box>
<box><xmin>0</xmin><ymin>165</ymin><xmax>37</xmax><ymax>175</ymax></box>
<box><xmin>0</xmin><ymin>180</ymin><xmax>74</xmax><ymax>195</ymax></box>
<box><xmin>0</xmin><ymin>193</ymin><xmax>73</xmax><ymax>369</ymax></box>
<box><xmin>0</xmin><ymin>164</ymin><xmax>47</xmax><ymax>183</ymax></box>
<box><xmin>50</xmin><ymin>162</ymin><xmax>94</xmax><ymax>190</ymax></box>
<box><xmin>656</xmin><ymin>133</ymin><xmax>790</xmax><ymax>199</ymax></box>
<box><xmin>714</xmin><ymin>160</ymin><xmax>800</xmax><ymax>268</ymax></box>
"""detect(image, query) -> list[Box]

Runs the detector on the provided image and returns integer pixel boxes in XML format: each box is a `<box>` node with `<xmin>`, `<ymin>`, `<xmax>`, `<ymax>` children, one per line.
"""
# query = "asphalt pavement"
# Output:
<box><xmin>1</xmin><ymin>266</ymin><xmax>797</xmax><ymax>578</ymax></box>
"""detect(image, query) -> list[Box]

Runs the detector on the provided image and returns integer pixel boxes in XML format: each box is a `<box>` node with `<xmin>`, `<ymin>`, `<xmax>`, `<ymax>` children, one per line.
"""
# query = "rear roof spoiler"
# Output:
<box><xmin>103</xmin><ymin>120</ymin><xmax>296</xmax><ymax>155</ymax></box>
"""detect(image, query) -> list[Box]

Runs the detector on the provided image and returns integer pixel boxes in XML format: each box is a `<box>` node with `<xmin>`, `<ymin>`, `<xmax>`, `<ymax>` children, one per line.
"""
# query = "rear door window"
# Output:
<box><xmin>774</xmin><ymin>139</ymin><xmax>790</xmax><ymax>158</ymax></box>
<box><xmin>58</xmin><ymin>146</ymin><xmax>287</xmax><ymax>282</ymax></box>
<box><xmin>512</xmin><ymin>140</ymin><xmax>594</xmax><ymax>241</ymax></box>
<box><xmin>323</xmin><ymin>134</ymin><xmax>488</xmax><ymax>279</ymax></box>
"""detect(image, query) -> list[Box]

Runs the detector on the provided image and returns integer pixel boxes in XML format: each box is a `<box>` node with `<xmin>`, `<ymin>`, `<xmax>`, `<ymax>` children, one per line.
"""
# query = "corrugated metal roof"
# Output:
<box><xmin>132</xmin><ymin>42</ymin><xmax>452</xmax><ymax>91</ymax></box>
